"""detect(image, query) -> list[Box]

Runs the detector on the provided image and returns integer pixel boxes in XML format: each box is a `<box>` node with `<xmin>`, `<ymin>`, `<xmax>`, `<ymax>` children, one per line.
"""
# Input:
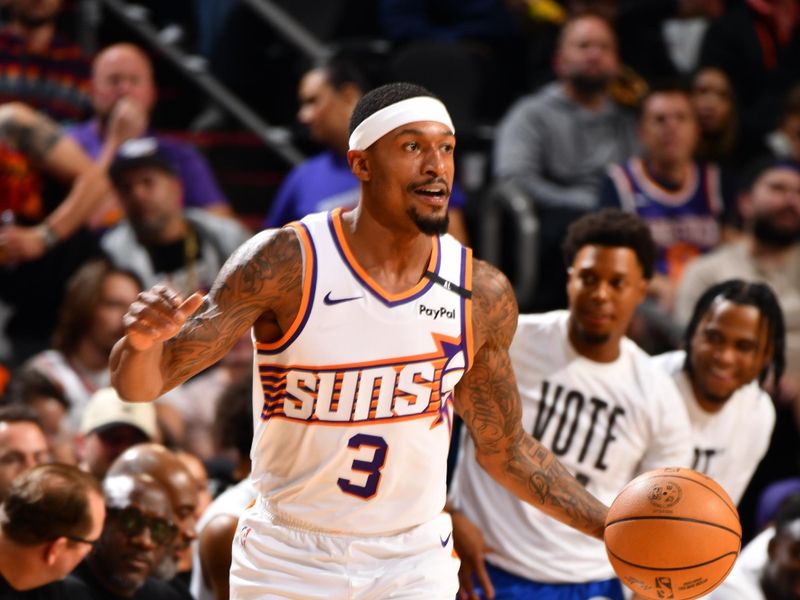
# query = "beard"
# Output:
<box><xmin>566</xmin><ymin>72</ymin><xmax>612</xmax><ymax>96</ymax></box>
<box><xmin>753</xmin><ymin>216</ymin><xmax>800</xmax><ymax>248</ymax></box>
<box><xmin>407</xmin><ymin>206</ymin><xmax>449</xmax><ymax>236</ymax></box>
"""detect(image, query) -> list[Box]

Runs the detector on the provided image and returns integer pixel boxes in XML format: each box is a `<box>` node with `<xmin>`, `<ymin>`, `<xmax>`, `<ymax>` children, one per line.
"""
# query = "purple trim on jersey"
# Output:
<box><xmin>326</xmin><ymin>211</ymin><xmax>440</xmax><ymax>307</ymax></box>
<box><xmin>256</xmin><ymin>222</ymin><xmax>317</xmax><ymax>355</ymax></box>
<box><xmin>459</xmin><ymin>245</ymin><xmax>473</xmax><ymax>372</ymax></box>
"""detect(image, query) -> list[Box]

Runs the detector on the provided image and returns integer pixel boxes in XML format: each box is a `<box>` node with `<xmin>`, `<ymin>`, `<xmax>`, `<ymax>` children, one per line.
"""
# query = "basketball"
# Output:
<box><xmin>604</xmin><ymin>467</ymin><xmax>741</xmax><ymax>599</ymax></box>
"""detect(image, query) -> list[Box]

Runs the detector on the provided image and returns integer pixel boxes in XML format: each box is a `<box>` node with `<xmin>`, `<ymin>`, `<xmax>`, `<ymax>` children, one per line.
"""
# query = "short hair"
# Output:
<box><xmin>556</xmin><ymin>13</ymin><xmax>617</xmax><ymax>53</ymax></box>
<box><xmin>4</xmin><ymin>366</ymin><xmax>69</xmax><ymax>411</ymax></box>
<box><xmin>0</xmin><ymin>464</ymin><xmax>101</xmax><ymax>546</ymax></box>
<box><xmin>317</xmin><ymin>54</ymin><xmax>368</xmax><ymax>94</ymax></box>
<box><xmin>561</xmin><ymin>208</ymin><xmax>657</xmax><ymax>279</ymax></box>
<box><xmin>637</xmin><ymin>81</ymin><xmax>694</xmax><ymax>121</ymax></box>
<box><xmin>683</xmin><ymin>280</ymin><xmax>786</xmax><ymax>387</ymax></box>
<box><xmin>213</xmin><ymin>373</ymin><xmax>254</xmax><ymax>460</ymax></box>
<box><xmin>51</xmin><ymin>259</ymin><xmax>143</xmax><ymax>357</ymax></box>
<box><xmin>0</xmin><ymin>403</ymin><xmax>43</xmax><ymax>430</ymax></box>
<box><xmin>739</xmin><ymin>156</ymin><xmax>800</xmax><ymax>194</ymax></box>
<box><xmin>349</xmin><ymin>82</ymin><xmax>438</xmax><ymax>137</ymax></box>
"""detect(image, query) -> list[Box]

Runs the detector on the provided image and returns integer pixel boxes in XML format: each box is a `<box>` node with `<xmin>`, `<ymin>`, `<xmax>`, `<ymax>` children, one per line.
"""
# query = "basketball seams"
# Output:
<box><xmin>606</xmin><ymin>548</ymin><xmax>739</xmax><ymax>571</ymax></box>
<box><xmin>635</xmin><ymin>473</ymin><xmax>738</xmax><ymax>518</ymax></box>
<box><xmin>605</xmin><ymin>515</ymin><xmax>741</xmax><ymax>539</ymax></box>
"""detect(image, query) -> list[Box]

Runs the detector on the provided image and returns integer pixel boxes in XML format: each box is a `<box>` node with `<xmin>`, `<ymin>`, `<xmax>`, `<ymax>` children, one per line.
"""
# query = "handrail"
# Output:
<box><xmin>93</xmin><ymin>0</ymin><xmax>306</xmax><ymax>166</ymax></box>
<box><xmin>478</xmin><ymin>181</ymin><xmax>539</xmax><ymax>309</ymax></box>
<box><xmin>239</xmin><ymin>0</ymin><xmax>330</xmax><ymax>62</ymax></box>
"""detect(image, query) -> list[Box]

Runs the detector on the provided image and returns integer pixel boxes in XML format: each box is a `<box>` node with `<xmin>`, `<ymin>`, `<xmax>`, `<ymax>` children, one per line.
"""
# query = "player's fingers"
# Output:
<box><xmin>177</xmin><ymin>291</ymin><xmax>204</xmax><ymax>320</ymax></box>
<box><xmin>474</xmin><ymin>561</ymin><xmax>495</xmax><ymax>599</ymax></box>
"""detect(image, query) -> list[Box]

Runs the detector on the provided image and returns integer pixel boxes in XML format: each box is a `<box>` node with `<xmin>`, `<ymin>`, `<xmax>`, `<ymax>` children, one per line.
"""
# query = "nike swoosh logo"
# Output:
<box><xmin>440</xmin><ymin>532</ymin><xmax>451</xmax><ymax>547</ymax></box>
<box><xmin>323</xmin><ymin>291</ymin><xmax>363</xmax><ymax>306</ymax></box>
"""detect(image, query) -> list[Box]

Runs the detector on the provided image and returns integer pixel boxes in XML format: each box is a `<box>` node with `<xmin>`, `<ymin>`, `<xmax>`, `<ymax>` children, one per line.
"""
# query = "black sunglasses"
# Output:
<box><xmin>64</xmin><ymin>533</ymin><xmax>100</xmax><ymax>547</ymax></box>
<box><xmin>107</xmin><ymin>506</ymin><xmax>179</xmax><ymax>546</ymax></box>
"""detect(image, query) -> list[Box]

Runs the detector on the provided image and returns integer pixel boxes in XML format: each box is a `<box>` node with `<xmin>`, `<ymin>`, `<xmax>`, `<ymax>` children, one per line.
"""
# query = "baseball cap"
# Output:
<box><xmin>80</xmin><ymin>387</ymin><xmax>158</xmax><ymax>440</ymax></box>
<box><xmin>755</xmin><ymin>477</ymin><xmax>800</xmax><ymax>531</ymax></box>
<box><xmin>110</xmin><ymin>137</ymin><xmax>176</xmax><ymax>186</ymax></box>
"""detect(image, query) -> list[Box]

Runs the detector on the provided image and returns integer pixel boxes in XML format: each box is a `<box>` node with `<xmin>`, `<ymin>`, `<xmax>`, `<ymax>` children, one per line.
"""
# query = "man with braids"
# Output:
<box><xmin>109</xmin><ymin>82</ymin><xmax>610</xmax><ymax>599</ymax></box>
<box><xmin>449</xmin><ymin>208</ymin><xmax>692</xmax><ymax>600</ymax></box>
<box><xmin>654</xmin><ymin>280</ymin><xmax>784</xmax><ymax>505</ymax></box>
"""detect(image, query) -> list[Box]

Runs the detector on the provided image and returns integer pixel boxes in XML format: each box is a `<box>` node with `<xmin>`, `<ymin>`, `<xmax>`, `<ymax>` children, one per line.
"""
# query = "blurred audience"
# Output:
<box><xmin>0</xmin><ymin>404</ymin><xmax>50</xmax><ymax>501</ymax></box>
<box><xmin>76</xmin><ymin>388</ymin><xmax>157</xmax><ymax>480</ymax></box>
<box><xmin>600</xmin><ymin>85</ymin><xmax>734</xmax><ymax>316</ymax></box>
<box><xmin>0</xmin><ymin>102</ymin><xmax>109</xmax><ymax>364</ymax></box>
<box><xmin>65</xmin><ymin>472</ymin><xmax>189</xmax><ymax>599</ymax></box>
<box><xmin>66</xmin><ymin>43</ymin><xmax>232</xmax><ymax>226</ymax></box>
<box><xmin>102</xmin><ymin>138</ymin><xmax>248</xmax><ymax>295</ymax></box>
<box><xmin>767</xmin><ymin>84</ymin><xmax>800</xmax><ymax>164</ymax></box>
<box><xmin>493</xmin><ymin>13</ymin><xmax>638</xmax><ymax>310</ymax></box>
<box><xmin>0</xmin><ymin>464</ymin><xmax>104</xmax><ymax>593</ymax></box>
<box><xmin>190</xmin><ymin>374</ymin><xmax>255</xmax><ymax>600</ymax></box>
<box><xmin>24</xmin><ymin>259</ymin><xmax>142</xmax><ymax>433</ymax></box>
<box><xmin>0</xmin><ymin>0</ymin><xmax>91</xmax><ymax>121</ymax></box>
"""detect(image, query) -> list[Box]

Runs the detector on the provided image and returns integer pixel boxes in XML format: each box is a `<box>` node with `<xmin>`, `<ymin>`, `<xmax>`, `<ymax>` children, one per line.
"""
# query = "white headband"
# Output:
<box><xmin>348</xmin><ymin>96</ymin><xmax>455</xmax><ymax>151</ymax></box>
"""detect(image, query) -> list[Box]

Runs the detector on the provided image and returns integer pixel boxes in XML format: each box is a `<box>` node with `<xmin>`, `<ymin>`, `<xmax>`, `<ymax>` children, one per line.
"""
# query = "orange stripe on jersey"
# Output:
<box><xmin>463</xmin><ymin>247</ymin><xmax>475</xmax><ymax>371</ymax></box>
<box><xmin>256</xmin><ymin>223</ymin><xmax>315</xmax><ymax>351</ymax></box>
<box><xmin>330</xmin><ymin>208</ymin><xmax>438</xmax><ymax>303</ymax></box>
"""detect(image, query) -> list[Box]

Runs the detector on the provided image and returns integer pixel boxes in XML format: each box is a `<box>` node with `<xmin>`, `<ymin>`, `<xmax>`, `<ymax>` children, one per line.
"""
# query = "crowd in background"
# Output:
<box><xmin>0</xmin><ymin>0</ymin><xmax>800</xmax><ymax>597</ymax></box>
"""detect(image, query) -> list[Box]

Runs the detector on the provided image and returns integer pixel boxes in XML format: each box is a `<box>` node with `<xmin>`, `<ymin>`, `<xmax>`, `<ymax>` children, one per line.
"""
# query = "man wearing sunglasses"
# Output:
<box><xmin>65</xmin><ymin>472</ymin><xmax>190</xmax><ymax>599</ymax></box>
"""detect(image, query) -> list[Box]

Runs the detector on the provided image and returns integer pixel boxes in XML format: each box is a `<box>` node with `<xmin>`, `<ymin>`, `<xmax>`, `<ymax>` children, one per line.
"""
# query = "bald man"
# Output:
<box><xmin>66</xmin><ymin>43</ymin><xmax>231</xmax><ymax>222</ymax></box>
<box><xmin>107</xmin><ymin>443</ymin><xmax>199</xmax><ymax>584</ymax></box>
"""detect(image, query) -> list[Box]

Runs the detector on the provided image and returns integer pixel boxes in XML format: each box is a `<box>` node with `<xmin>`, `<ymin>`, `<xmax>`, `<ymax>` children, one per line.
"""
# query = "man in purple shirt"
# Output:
<box><xmin>67</xmin><ymin>43</ymin><xmax>231</xmax><ymax>227</ymax></box>
<box><xmin>264</xmin><ymin>57</ymin><xmax>469</xmax><ymax>243</ymax></box>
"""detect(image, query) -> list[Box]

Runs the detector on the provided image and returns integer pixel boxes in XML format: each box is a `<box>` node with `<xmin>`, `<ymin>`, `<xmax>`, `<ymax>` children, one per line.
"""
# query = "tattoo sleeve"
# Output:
<box><xmin>160</xmin><ymin>227</ymin><xmax>303</xmax><ymax>390</ymax></box>
<box><xmin>453</xmin><ymin>259</ymin><xmax>607</xmax><ymax>539</ymax></box>
<box><xmin>0</xmin><ymin>105</ymin><xmax>62</xmax><ymax>162</ymax></box>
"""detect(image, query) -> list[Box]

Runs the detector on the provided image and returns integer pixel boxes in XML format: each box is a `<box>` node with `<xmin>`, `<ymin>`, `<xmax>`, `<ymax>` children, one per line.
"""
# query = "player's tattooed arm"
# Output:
<box><xmin>453</xmin><ymin>259</ymin><xmax>607</xmax><ymax>540</ymax></box>
<box><xmin>111</xmin><ymin>227</ymin><xmax>302</xmax><ymax>401</ymax></box>
<box><xmin>0</xmin><ymin>103</ymin><xmax>62</xmax><ymax>162</ymax></box>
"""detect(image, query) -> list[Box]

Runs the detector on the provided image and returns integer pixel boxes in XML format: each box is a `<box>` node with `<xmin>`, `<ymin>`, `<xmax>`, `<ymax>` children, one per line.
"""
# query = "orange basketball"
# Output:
<box><xmin>604</xmin><ymin>467</ymin><xmax>741</xmax><ymax>600</ymax></box>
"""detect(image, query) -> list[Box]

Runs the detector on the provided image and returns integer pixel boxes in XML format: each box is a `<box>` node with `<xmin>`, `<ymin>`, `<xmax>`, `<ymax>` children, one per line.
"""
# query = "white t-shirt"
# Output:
<box><xmin>450</xmin><ymin>310</ymin><xmax>693</xmax><ymax>583</ymax></box>
<box><xmin>653</xmin><ymin>350</ymin><xmax>775</xmax><ymax>504</ymax></box>
<box><xmin>190</xmin><ymin>477</ymin><xmax>258</xmax><ymax>600</ymax></box>
<box><xmin>707</xmin><ymin>527</ymin><xmax>772</xmax><ymax>600</ymax></box>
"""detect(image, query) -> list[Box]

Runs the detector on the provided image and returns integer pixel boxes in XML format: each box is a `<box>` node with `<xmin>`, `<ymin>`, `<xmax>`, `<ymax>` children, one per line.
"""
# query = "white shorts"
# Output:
<box><xmin>230</xmin><ymin>497</ymin><xmax>460</xmax><ymax>599</ymax></box>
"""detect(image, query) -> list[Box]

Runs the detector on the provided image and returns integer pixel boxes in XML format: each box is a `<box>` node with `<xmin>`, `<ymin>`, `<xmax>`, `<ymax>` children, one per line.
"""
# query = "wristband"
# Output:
<box><xmin>37</xmin><ymin>222</ymin><xmax>59</xmax><ymax>250</ymax></box>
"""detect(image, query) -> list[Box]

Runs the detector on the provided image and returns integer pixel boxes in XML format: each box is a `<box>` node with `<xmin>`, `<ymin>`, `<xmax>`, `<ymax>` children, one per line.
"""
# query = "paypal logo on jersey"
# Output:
<box><xmin>418</xmin><ymin>304</ymin><xmax>455</xmax><ymax>320</ymax></box>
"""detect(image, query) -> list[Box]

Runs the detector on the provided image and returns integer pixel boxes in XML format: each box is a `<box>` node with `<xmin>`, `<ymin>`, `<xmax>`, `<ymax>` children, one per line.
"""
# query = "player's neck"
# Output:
<box><xmin>567</xmin><ymin>323</ymin><xmax>622</xmax><ymax>363</ymax></box>
<box><xmin>340</xmin><ymin>208</ymin><xmax>433</xmax><ymax>294</ymax></box>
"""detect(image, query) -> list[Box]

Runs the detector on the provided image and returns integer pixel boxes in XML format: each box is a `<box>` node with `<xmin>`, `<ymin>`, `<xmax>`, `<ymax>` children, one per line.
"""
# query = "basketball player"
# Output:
<box><xmin>653</xmin><ymin>280</ymin><xmax>784</xmax><ymax>504</ymax></box>
<box><xmin>449</xmin><ymin>209</ymin><xmax>694</xmax><ymax>600</ymax></box>
<box><xmin>109</xmin><ymin>83</ymin><xmax>608</xmax><ymax>599</ymax></box>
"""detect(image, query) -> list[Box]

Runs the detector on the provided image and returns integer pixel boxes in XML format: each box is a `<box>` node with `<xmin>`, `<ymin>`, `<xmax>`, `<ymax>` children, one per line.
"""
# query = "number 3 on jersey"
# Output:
<box><xmin>337</xmin><ymin>434</ymin><xmax>388</xmax><ymax>499</ymax></box>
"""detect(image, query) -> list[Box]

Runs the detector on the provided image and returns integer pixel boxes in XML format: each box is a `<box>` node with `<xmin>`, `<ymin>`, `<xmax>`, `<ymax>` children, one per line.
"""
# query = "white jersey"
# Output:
<box><xmin>190</xmin><ymin>478</ymin><xmax>258</xmax><ymax>600</ymax></box>
<box><xmin>250</xmin><ymin>209</ymin><xmax>472</xmax><ymax>535</ymax></box>
<box><xmin>707</xmin><ymin>526</ymin><xmax>772</xmax><ymax>600</ymax></box>
<box><xmin>653</xmin><ymin>350</ymin><xmax>775</xmax><ymax>504</ymax></box>
<box><xmin>450</xmin><ymin>311</ymin><xmax>692</xmax><ymax>583</ymax></box>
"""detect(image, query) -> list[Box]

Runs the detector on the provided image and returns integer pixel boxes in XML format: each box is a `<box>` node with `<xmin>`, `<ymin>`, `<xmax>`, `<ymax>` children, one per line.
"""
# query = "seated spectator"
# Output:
<box><xmin>600</xmin><ymin>85</ymin><xmax>735</xmax><ymax>312</ymax></box>
<box><xmin>264</xmin><ymin>56</ymin><xmax>469</xmax><ymax>243</ymax></box>
<box><xmin>65</xmin><ymin>472</ymin><xmax>190</xmax><ymax>599</ymax></box>
<box><xmin>0</xmin><ymin>0</ymin><xmax>91</xmax><ymax>122</ymax></box>
<box><xmin>674</xmin><ymin>159</ymin><xmax>800</xmax><ymax>409</ymax></box>
<box><xmin>67</xmin><ymin>43</ymin><xmax>232</xmax><ymax>225</ymax></box>
<box><xmin>756</xmin><ymin>478</ymin><xmax>800</xmax><ymax>533</ymax></box>
<box><xmin>3</xmin><ymin>366</ymin><xmax>73</xmax><ymax>464</ymax></box>
<box><xmin>767</xmin><ymin>84</ymin><xmax>800</xmax><ymax>164</ymax></box>
<box><xmin>190</xmin><ymin>374</ymin><xmax>255</xmax><ymax>600</ymax></box>
<box><xmin>107</xmin><ymin>444</ymin><xmax>199</xmax><ymax>588</ymax></box>
<box><xmin>709</xmin><ymin>494</ymin><xmax>800</xmax><ymax>599</ymax></box>
<box><xmin>0</xmin><ymin>102</ymin><xmax>109</xmax><ymax>363</ymax></box>
<box><xmin>0</xmin><ymin>405</ymin><xmax>50</xmax><ymax>501</ymax></box>
<box><xmin>0</xmin><ymin>464</ymin><xmax>104</xmax><ymax>592</ymax></box>
<box><xmin>173</xmin><ymin>450</ymin><xmax>211</xmax><ymax>586</ymax></box>
<box><xmin>493</xmin><ymin>13</ymin><xmax>639</xmax><ymax>310</ymax></box>
<box><xmin>654</xmin><ymin>280</ymin><xmax>783</xmax><ymax>505</ymax></box>
<box><xmin>76</xmin><ymin>388</ymin><xmax>157</xmax><ymax>480</ymax></box>
<box><xmin>24</xmin><ymin>259</ymin><xmax>142</xmax><ymax>433</ymax></box>
<box><xmin>102</xmin><ymin>138</ymin><xmax>249</xmax><ymax>294</ymax></box>
<box><xmin>691</xmin><ymin>66</ymin><xmax>752</xmax><ymax>168</ymax></box>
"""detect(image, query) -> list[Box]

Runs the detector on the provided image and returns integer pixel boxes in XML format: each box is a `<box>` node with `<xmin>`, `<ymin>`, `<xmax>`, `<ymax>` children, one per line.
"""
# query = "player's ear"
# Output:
<box><xmin>347</xmin><ymin>149</ymin><xmax>370</xmax><ymax>182</ymax></box>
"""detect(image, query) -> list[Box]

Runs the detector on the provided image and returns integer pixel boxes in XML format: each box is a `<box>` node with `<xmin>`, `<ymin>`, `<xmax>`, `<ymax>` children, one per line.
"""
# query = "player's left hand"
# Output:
<box><xmin>452</xmin><ymin>510</ymin><xmax>495</xmax><ymax>600</ymax></box>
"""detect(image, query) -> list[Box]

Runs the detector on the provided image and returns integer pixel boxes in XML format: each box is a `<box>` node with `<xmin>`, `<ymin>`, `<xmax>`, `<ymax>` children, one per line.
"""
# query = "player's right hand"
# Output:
<box><xmin>452</xmin><ymin>510</ymin><xmax>495</xmax><ymax>600</ymax></box>
<box><xmin>123</xmin><ymin>285</ymin><xmax>204</xmax><ymax>352</ymax></box>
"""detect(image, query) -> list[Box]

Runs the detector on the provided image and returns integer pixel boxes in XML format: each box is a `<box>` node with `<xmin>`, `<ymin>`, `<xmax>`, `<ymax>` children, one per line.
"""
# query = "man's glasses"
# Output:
<box><xmin>65</xmin><ymin>533</ymin><xmax>100</xmax><ymax>547</ymax></box>
<box><xmin>107</xmin><ymin>506</ymin><xmax>179</xmax><ymax>546</ymax></box>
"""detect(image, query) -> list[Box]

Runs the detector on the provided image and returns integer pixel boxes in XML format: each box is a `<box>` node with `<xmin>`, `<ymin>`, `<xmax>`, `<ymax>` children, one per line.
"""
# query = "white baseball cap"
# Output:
<box><xmin>80</xmin><ymin>387</ymin><xmax>158</xmax><ymax>440</ymax></box>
